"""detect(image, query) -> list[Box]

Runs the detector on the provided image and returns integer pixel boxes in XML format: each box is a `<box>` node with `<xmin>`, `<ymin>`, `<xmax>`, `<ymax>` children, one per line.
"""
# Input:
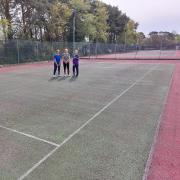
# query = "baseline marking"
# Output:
<box><xmin>0</xmin><ymin>125</ymin><xmax>59</xmax><ymax>147</ymax></box>
<box><xmin>18</xmin><ymin>64</ymin><xmax>158</xmax><ymax>180</ymax></box>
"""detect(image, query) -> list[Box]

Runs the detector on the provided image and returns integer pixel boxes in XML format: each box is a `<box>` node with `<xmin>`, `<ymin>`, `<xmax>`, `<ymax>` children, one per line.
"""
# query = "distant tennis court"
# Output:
<box><xmin>83</xmin><ymin>50</ymin><xmax>180</xmax><ymax>60</ymax></box>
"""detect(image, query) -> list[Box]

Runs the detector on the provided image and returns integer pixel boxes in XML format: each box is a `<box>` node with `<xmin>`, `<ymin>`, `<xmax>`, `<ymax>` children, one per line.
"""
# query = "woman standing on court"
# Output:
<box><xmin>62</xmin><ymin>48</ymin><xmax>71</xmax><ymax>77</ymax></box>
<box><xmin>53</xmin><ymin>49</ymin><xmax>62</xmax><ymax>77</ymax></box>
<box><xmin>72</xmin><ymin>49</ymin><xmax>80</xmax><ymax>77</ymax></box>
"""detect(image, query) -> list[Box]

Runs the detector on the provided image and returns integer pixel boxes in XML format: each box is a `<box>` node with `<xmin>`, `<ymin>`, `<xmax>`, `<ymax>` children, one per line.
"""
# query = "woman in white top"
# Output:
<box><xmin>62</xmin><ymin>48</ymin><xmax>71</xmax><ymax>77</ymax></box>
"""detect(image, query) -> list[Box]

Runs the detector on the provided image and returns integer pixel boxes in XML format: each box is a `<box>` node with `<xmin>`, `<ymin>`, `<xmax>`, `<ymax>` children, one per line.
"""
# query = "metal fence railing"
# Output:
<box><xmin>0</xmin><ymin>40</ymin><xmax>180</xmax><ymax>65</ymax></box>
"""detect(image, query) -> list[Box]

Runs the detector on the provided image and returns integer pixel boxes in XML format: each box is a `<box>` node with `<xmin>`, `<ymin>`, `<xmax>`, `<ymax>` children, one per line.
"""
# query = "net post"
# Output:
<box><xmin>16</xmin><ymin>39</ymin><xmax>20</xmax><ymax>64</ymax></box>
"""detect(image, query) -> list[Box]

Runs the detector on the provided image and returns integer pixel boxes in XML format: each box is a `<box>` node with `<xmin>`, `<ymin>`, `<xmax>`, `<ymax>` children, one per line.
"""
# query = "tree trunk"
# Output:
<box><xmin>4</xmin><ymin>0</ymin><xmax>13</xmax><ymax>39</ymax></box>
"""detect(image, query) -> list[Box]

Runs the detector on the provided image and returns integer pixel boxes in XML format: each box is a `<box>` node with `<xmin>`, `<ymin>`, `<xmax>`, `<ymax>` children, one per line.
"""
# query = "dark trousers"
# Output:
<box><xmin>53</xmin><ymin>63</ymin><xmax>60</xmax><ymax>75</ymax></box>
<box><xmin>63</xmin><ymin>62</ymin><xmax>70</xmax><ymax>75</ymax></box>
<box><xmin>73</xmin><ymin>64</ymin><xmax>79</xmax><ymax>77</ymax></box>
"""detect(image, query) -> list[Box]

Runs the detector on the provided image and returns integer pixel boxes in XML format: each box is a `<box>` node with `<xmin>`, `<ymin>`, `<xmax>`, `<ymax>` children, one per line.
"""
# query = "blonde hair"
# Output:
<box><xmin>64</xmin><ymin>48</ymin><xmax>68</xmax><ymax>53</ymax></box>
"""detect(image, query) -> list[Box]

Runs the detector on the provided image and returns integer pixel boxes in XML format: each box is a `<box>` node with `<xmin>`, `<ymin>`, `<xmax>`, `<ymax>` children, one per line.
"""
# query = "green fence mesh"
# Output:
<box><xmin>0</xmin><ymin>40</ymin><xmax>180</xmax><ymax>65</ymax></box>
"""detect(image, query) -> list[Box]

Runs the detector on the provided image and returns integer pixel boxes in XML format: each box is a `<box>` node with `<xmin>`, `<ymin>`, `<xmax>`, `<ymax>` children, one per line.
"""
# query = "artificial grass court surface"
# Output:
<box><xmin>0</xmin><ymin>61</ymin><xmax>174</xmax><ymax>179</ymax></box>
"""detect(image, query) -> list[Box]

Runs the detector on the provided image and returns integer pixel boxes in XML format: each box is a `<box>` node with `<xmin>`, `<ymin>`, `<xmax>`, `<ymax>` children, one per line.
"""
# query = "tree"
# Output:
<box><xmin>0</xmin><ymin>18</ymin><xmax>10</xmax><ymax>41</ymax></box>
<box><xmin>47</xmin><ymin>1</ymin><xmax>71</xmax><ymax>41</ymax></box>
<box><xmin>142</xmin><ymin>31</ymin><xmax>177</xmax><ymax>48</ymax></box>
<box><xmin>175</xmin><ymin>34</ymin><xmax>180</xmax><ymax>43</ymax></box>
<box><xmin>0</xmin><ymin>0</ymin><xmax>140</xmax><ymax>43</ymax></box>
<box><xmin>67</xmin><ymin>0</ymin><xmax>109</xmax><ymax>42</ymax></box>
<box><xmin>106</xmin><ymin>5</ymin><xmax>129</xmax><ymax>43</ymax></box>
<box><xmin>14</xmin><ymin>0</ymin><xmax>51</xmax><ymax>40</ymax></box>
<box><xmin>137</xmin><ymin>32</ymin><xmax>145</xmax><ymax>44</ymax></box>
<box><xmin>119</xmin><ymin>19</ymin><xmax>138</xmax><ymax>45</ymax></box>
<box><xmin>31</xmin><ymin>0</ymin><xmax>51</xmax><ymax>40</ymax></box>
<box><xmin>67</xmin><ymin>0</ymin><xmax>92</xmax><ymax>42</ymax></box>
<box><xmin>0</xmin><ymin>0</ymin><xmax>15</xmax><ymax>39</ymax></box>
<box><xmin>147</xmin><ymin>31</ymin><xmax>161</xmax><ymax>48</ymax></box>
<box><xmin>91</xmin><ymin>1</ymin><xmax>109</xmax><ymax>42</ymax></box>
<box><xmin>81</xmin><ymin>13</ymin><xmax>96</xmax><ymax>41</ymax></box>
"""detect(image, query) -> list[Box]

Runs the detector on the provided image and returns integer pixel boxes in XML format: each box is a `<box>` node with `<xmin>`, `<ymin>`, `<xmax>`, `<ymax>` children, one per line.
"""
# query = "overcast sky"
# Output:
<box><xmin>102</xmin><ymin>0</ymin><xmax>180</xmax><ymax>35</ymax></box>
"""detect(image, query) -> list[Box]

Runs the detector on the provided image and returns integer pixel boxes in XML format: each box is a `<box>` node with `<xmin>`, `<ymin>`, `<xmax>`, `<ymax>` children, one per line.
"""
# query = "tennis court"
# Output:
<box><xmin>0</xmin><ymin>59</ymin><xmax>179</xmax><ymax>180</ymax></box>
<box><xmin>85</xmin><ymin>50</ymin><xmax>180</xmax><ymax>60</ymax></box>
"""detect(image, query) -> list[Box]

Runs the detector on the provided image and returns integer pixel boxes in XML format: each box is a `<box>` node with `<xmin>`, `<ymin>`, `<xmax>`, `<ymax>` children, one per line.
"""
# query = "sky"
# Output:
<box><xmin>102</xmin><ymin>0</ymin><xmax>180</xmax><ymax>35</ymax></box>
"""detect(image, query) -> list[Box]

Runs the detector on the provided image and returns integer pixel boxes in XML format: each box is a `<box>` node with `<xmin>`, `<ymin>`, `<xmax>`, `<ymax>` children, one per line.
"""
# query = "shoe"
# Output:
<box><xmin>64</xmin><ymin>74</ymin><xmax>66</xmax><ymax>77</ymax></box>
<box><xmin>53</xmin><ymin>75</ymin><xmax>56</xmax><ymax>78</ymax></box>
<box><xmin>58</xmin><ymin>74</ymin><xmax>61</xmax><ymax>77</ymax></box>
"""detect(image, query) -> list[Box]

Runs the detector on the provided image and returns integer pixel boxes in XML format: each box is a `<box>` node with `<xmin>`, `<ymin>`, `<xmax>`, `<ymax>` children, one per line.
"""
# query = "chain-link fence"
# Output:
<box><xmin>0</xmin><ymin>40</ymin><xmax>89</xmax><ymax>65</ymax></box>
<box><xmin>0</xmin><ymin>40</ymin><xmax>180</xmax><ymax>65</ymax></box>
<box><xmin>84</xmin><ymin>43</ymin><xmax>180</xmax><ymax>60</ymax></box>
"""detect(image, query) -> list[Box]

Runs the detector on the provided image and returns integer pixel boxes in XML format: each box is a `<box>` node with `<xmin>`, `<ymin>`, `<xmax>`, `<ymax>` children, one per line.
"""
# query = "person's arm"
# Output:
<box><xmin>68</xmin><ymin>54</ymin><xmax>71</xmax><ymax>62</ymax></box>
<box><xmin>60</xmin><ymin>54</ymin><xmax>63</xmax><ymax>65</ymax></box>
<box><xmin>60</xmin><ymin>55</ymin><xmax>62</xmax><ymax>65</ymax></box>
<box><xmin>60</xmin><ymin>53</ymin><xmax>63</xmax><ymax>64</ymax></box>
<box><xmin>54</xmin><ymin>55</ymin><xmax>58</xmax><ymax>65</ymax></box>
<box><xmin>77</xmin><ymin>55</ymin><xmax>80</xmax><ymax>64</ymax></box>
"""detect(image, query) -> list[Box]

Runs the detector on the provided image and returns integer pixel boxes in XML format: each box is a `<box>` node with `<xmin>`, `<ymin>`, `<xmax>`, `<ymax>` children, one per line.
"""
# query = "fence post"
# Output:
<box><xmin>115</xmin><ymin>43</ymin><xmax>117</xmax><ymax>59</ymax></box>
<box><xmin>36</xmin><ymin>41</ymin><xmax>39</xmax><ymax>61</ymax></box>
<box><xmin>135</xmin><ymin>44</ymin><xmax>138</xmax><ymax>59</ymax></box>
<box><xmin>95</xmin><ymin>43</ymin><xmax>98</xmax><ymax>58</ymax></box>
<box><xmin>159</xmin><ymin>39</ymin><xmax>162</xmax><ymax>59</ymax></box>
<box><xmin>88</xmin><ymin>42</ymin><xmax>91</xmax><ymax>59</ymax></box>
<box><xmin>16</xmin><ymin>39</ymin><xmax>20</xmax><ymax>64</ymax></box>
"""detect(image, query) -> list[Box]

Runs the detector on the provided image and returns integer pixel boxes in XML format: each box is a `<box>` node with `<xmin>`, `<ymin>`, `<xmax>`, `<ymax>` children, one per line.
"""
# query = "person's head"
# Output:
<box><xmin>56</xmin><ymin>49</ymin><xmax>60</xmax><ymax>54</ymax></box>
<box><xmin>74</xmin><ymin>49</ymin><xmax>78</xmax><ymax>55</ymax></box>
<box><xmin>64</xmin><ymin>48</ymin><xmax>68</xmax><ymax>53</ymax></box>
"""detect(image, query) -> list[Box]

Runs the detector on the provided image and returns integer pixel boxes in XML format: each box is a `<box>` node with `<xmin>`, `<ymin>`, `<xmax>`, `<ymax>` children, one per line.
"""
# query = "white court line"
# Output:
<box><xmin>18</xmin><ymin>64</ymin><xmax>158</xmax><ymax>180</ymax></box>
<box><xmin>0</xmin><ymin>125</ymin><xmax>59</xmax><ymax>147</ymax></box>
<box><xmin>142</xmin><ymin>65</ymin><xmax>174</xmax><ymax>180</ymax></box>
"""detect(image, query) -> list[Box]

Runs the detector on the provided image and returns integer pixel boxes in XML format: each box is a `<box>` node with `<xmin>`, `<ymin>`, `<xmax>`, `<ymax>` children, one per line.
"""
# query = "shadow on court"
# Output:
<box><xmin>69</xmin><ymin>76</ymin><xmax>78</xmax><ymax>82</ymax></box>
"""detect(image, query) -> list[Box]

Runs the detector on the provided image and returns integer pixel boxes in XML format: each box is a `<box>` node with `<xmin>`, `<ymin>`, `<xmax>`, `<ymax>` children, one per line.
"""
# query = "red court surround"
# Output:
<box><xmin>147</xmin><ymin>62</ymin><xmax>180</xmax><ymax>180</ymax></box>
